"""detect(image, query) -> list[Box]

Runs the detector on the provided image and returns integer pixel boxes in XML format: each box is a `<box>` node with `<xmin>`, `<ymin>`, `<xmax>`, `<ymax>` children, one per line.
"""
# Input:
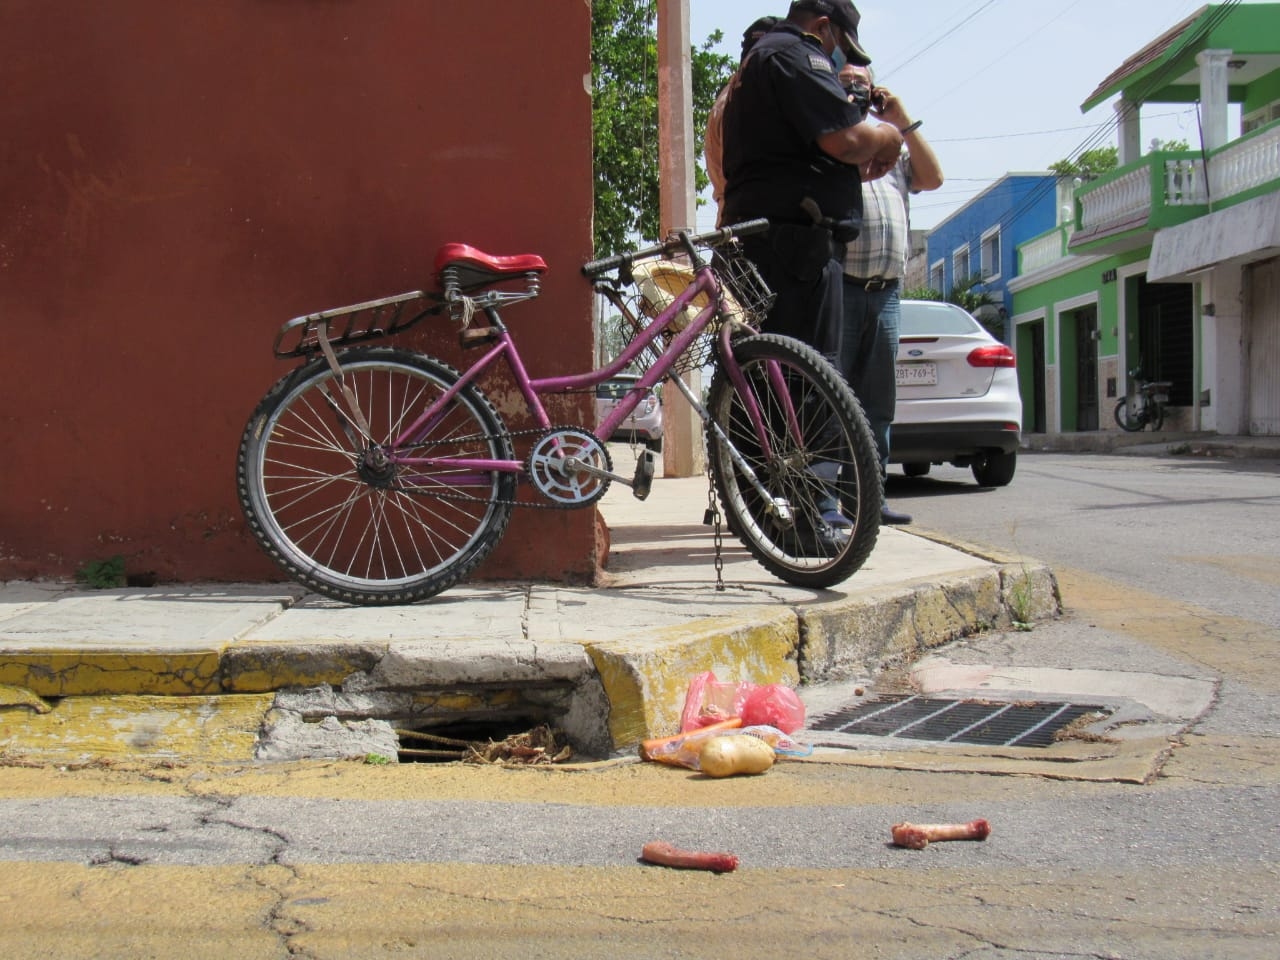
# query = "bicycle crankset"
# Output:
<box><xmin>526</xmin><ymin>428</ymin><xmax>615</xmax><ymax>507</ymax></box>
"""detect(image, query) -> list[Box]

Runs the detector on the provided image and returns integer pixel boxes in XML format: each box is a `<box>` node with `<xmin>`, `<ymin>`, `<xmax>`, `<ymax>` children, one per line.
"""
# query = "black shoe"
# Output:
<box><xmin>881</xmin><ymin>505</ymin><xmax>912</xmax><ymax>525</ymax></box>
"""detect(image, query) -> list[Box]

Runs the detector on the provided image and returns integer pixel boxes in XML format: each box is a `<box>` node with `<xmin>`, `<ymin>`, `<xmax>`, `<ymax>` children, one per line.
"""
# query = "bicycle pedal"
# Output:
<box><xmin>632</xmin><ymin>451</ymin><xmax>655</xmax><ymax>501</ymax></box>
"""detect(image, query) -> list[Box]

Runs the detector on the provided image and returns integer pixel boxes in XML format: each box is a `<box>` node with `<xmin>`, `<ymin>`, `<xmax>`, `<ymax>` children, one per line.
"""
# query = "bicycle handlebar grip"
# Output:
<box><xmin>581</xmin><ymin>253</ymin><xmax>630</xmax><ymax>278</ymax></box>
<box><xmin>726</xmin><ymin>218</ymin><xmax>770</xmax><ymax>238</ymax></box>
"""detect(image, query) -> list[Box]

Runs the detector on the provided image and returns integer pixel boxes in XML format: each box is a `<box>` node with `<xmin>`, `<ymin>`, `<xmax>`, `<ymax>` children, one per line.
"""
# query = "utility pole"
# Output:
<box><xmin>655</xmin><ymin>0</ymin><xmax>704</xmax><ymax>477</ymax></box>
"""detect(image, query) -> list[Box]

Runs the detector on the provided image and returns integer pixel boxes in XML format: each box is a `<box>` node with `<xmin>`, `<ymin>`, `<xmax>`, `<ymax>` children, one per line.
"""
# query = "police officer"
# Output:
<box><xmin>721</xmin><ymin>0</ymin><xmax>902</xmax><ymax>358</ymax></box>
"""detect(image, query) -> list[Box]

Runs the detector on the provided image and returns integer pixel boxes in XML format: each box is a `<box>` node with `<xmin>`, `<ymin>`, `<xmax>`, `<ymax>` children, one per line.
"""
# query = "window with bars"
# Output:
<box><xmin>981</xmin><ymin>228</ymin><xmax>1002</xmax><ymax>281</ymax></box>
<box><xmin>953</xmin><ymin>246</ymin><xmax>971</xmax><ymax>287</ymax></box>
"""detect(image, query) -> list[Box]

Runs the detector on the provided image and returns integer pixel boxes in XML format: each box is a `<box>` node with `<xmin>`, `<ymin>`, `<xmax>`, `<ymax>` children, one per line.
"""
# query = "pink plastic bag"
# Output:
<box><xmin>741</xmin><ymin>684</ymin><xmax>805</xmax><ymax>734</ymax></box>
<box><xmin>679</xmin><ymin>671</ymin><xmax>806</xmax><ymax>734</ymax></box>
<box><xmin>680</xmin><ymin>672</ymin><xmax>753</xmax><ymax>731</ymax></box>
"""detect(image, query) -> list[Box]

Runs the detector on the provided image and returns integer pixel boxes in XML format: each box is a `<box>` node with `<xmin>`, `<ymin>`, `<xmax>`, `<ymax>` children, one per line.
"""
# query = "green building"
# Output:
<box><xmin>1009</xmin><ymin>4</ymin><xmax>1280</xmax><ymax>436</ymax></box>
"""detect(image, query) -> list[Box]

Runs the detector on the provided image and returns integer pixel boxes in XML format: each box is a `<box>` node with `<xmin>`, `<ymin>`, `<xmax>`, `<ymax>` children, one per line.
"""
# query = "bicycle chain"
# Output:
<box><xmin>393</xmin><ymin>425</ymin><xmax>603</xmax><ymax>511</ymax></box>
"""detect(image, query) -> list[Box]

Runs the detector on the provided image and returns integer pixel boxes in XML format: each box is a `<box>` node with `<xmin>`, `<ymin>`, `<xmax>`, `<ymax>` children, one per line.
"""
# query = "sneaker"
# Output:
<box><xmin>821</xmin><ymin>508</ymin><xmax>854</xmax><ymax>531</ymax></box>
<box><xmin>776</xmin><ymin>517</ymin><xmax>849</xmax><ymax>558</ymax></box>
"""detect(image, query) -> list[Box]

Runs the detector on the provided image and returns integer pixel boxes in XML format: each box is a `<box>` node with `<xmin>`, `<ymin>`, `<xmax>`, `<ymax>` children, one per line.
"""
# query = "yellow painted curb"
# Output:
<box><xmin>0</xmin><ymin>693</ymin><xmax>274</xmax><ymax>763</ymax></box>
<box><xmin>0</xmin><ymin>651</ymin><xmax>222</xmax><ymax>697</ymax></box>
<box><xmin>584</xmin><ymin>608</ymin><xmax>800</xmax><ymax>749</ymax></box>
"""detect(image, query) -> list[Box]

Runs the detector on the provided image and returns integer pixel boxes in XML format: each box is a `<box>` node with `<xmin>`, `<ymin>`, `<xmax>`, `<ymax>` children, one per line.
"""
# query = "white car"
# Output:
<box><xmin>595</xmin><ymin>374</ymin><xmax>664</xmax><ymax>452</ymax></box>
<box><xmin>890</xmin><ymin>300</ymin><xmax>1022</xmax><ymax>486</ymax></box>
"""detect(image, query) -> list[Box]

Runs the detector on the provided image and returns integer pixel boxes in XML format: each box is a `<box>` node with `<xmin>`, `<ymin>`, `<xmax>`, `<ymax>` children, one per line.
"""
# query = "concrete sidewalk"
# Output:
<box><xmin>1022</xmin><ymin>430</ymin><xmax>1280</xmax><ymax>460</ymax></box>
<box><xmin>0</xmin><ymin>457</ymin><xmax>1058</xmax><ymax>766</ymax></box>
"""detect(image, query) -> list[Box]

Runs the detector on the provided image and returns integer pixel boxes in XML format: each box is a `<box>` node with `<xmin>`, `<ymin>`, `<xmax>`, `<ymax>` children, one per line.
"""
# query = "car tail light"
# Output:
<box><xmin>967</xmin><ymin>344</ymin><xmax>1016</xmax><ymax>368</ymax></box>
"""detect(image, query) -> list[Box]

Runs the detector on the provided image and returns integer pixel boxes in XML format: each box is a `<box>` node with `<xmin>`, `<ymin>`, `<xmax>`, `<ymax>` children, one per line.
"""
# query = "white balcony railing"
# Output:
<box><xmin>1164</xmin><ymin>158</ymin><xmax>1208</xmax><ymax>205</ymax></box>
<box><xmin>1077</xmin><ymin>165</ymin><xmax>1150</xmax><ymax>236</ymax></box>
<box><xmin>1209</xmin><ymin>122</ymin><xmax>1280</xmax><ymax>200</ymax></box>
<box><xmin>1019</xmin><ymin>230</ymin><xmax>1067</xmax><ymax>274</ymax></box>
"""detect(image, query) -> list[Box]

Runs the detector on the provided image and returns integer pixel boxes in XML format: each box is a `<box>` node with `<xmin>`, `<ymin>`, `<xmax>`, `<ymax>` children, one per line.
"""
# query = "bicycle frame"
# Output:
<box><xmin>376</xmin><ymin>262</ymin><xmax>749</xmax><ymax>481</ymax></box>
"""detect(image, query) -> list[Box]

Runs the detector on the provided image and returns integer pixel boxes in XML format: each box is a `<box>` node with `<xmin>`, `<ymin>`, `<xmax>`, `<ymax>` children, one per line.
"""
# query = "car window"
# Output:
<box><xmin>899</xmin><ymin>301</ymin><xmax>983</xmax><ymax>336</ymax></box>
<box><xmin>597</xmin><ymin>378</ymin><xmax>643</xmax><ymax>400</ymax></box>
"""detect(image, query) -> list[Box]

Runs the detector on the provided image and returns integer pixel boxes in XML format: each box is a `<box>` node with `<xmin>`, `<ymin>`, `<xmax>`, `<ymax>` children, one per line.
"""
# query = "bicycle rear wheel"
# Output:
<box><xmin>237</xmin><ymin>347</ymin><xmax>516</xmax><ymax>605</ymax></box>
<box><xmin>706</xmin><ymin>333</ymin><xmax>881</xmax><ymax>588</ymax></box>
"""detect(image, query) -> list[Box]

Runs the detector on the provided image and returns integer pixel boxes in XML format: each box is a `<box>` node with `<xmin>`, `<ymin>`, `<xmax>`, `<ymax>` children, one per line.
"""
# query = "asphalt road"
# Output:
<box><xmin>887</xmin><ymin>450</ymin><xmax>1280</xmax><ymax>629</ymax></box>
<box><xmin>2</xmin><ymin>449</ymin><xmax>1278</xmax><ymax>959</ymax></box>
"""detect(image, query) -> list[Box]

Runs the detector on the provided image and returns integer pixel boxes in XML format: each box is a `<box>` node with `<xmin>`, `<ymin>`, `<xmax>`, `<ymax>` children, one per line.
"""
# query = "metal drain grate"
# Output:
<box><xmin>810</xmin><ymin>695</ymin><xmax>1108</xmax><ymax>748</ymax></box>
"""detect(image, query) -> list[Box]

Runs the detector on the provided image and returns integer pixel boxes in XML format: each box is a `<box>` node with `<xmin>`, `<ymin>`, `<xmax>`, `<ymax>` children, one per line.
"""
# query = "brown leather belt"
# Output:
<box><xmin>846</xmin><ymin>275</ymin><xmax>897</xmax><ymax>291</ymax></box>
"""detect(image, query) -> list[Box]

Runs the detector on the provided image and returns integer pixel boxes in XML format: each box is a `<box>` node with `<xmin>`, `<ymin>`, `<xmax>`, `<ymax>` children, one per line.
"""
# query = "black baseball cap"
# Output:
<box><xmin>741</xmin><ymin>15</ymin><xmax>781</xmax><ymax>59</ymax></box>
<box><xmin>789</xmin><ymin>0</ymin><xmax>872</xmax><ymax>65</ymax></box>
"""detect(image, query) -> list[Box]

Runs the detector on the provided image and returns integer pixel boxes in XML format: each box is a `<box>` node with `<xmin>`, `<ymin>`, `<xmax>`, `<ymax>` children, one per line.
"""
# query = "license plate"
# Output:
<box><xmin>896</xmin><ymin>362</ymin><xmax>937</xmax><ymax>386</ymax></box>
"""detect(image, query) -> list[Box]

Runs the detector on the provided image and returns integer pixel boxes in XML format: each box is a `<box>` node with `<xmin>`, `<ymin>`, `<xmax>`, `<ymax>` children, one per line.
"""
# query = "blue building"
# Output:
<box><xmin>924</xmin><ymin>173</ymin><xmax>1060</xmax><ymax>340</ymax></box>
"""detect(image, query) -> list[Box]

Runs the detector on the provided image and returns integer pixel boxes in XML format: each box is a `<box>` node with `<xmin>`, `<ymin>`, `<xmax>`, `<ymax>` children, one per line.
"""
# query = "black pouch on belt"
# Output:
<box><xmin>768</xmin><ymin>222</ymin><xmax>834</xmax><ymax>284</ymax></box>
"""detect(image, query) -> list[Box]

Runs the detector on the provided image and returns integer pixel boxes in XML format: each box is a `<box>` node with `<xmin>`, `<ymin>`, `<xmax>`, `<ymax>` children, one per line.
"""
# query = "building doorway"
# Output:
<box><xmin>1072</xmin><ymin>306</ymin><xmax>1099</xmax><ymax>431</ymax></box>
<box><xmin>1134</xmin><ymin>276</ymin><xmax>1194</xmax><ymax>406</ymax></box>
<box><xmin>1017</xmin><ymin>319</ymin><xmax>1046</xmax><ymax>433</ymax></box>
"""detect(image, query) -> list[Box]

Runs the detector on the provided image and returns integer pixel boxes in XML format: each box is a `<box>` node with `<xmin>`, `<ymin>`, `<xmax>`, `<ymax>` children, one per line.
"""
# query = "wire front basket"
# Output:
<box><xmin>713</xmin><ymin>244</ymin><xmax>776</xmax><ymax>329</ymax></box>
<box><xmin>601</xmin><ymin>244</ymin><xmax>775</xmax><ymax>376</ymax></box>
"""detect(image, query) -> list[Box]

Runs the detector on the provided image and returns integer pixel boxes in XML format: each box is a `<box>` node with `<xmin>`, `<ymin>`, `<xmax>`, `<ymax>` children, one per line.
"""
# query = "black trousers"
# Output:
<box><xmin>740</xmin><ymin>224</ymin><xmax>845</xmax><ymax>362</ymax></box>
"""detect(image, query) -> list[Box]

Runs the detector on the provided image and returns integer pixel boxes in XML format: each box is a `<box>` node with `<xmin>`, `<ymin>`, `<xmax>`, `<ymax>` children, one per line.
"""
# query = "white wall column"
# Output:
<box><xmin>1197</xmin><ymin>49</ymin><xmax>1232</xmax><ymax>153</ymax></box>
<box><xmin>656</xmin><ymin>0</ymin><xmax>703</xmax><ymax>476</ymax></box>
<box><xmin>1115</xmin><ymin>97</ymin><xmax>1142</xmax><ymax>165</ymax></box>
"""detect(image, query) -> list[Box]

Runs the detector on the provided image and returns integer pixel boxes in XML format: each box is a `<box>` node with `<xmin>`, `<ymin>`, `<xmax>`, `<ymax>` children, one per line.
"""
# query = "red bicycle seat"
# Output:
<box><xmin>434</xmin><ymin>243</ymin><xmax>547</xmax><ymax>279</ymax></box>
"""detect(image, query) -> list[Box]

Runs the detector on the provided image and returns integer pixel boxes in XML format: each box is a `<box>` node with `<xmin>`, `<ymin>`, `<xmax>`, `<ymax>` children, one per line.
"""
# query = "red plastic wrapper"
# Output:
<box><xmin>679</xmin><ymin>671</ymin><xmax>805</xmax><ymax>733</ymax></box>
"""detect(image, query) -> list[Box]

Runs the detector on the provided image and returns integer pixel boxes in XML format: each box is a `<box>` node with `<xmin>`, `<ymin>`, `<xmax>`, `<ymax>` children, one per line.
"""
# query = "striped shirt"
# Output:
<box><xmin>843</xmin><ymin>152</ymin><xmax>913</xmax><ymax>281</ymax></box>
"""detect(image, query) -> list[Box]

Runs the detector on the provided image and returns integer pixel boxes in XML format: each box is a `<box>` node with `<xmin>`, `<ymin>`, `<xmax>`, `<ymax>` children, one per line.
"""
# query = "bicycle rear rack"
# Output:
<box><xmin>272</xmin><ymin>291</ymin><xmax>445</xmax><ymax>359</ymax></box>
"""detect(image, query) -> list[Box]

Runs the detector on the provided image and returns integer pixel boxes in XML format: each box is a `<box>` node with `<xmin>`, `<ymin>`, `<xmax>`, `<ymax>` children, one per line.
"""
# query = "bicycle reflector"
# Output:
<box><xmin>967</xmin><ymin>345</ymin><xmax>1016</xmax><ymax>368</ymax></box>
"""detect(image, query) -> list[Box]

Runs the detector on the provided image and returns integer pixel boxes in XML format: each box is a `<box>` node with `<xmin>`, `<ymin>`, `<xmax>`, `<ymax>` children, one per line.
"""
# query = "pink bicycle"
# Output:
<box><xmin>237</xmin><ymin>221</ymin><xmax>881</xmax><ymax>604</ymax></box>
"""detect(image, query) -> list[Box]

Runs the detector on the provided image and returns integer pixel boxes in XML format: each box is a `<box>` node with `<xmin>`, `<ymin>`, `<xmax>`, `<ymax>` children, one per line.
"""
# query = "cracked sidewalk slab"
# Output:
<box><xmin>0</xmin><ymin>520</ymin><xmax>1057</xmax><ymax>763</ymax></box>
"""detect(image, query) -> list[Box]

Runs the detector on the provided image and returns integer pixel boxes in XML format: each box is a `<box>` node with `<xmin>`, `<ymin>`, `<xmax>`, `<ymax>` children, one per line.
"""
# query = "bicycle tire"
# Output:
<box><xmin>1148</xmin><ymin>400</ymin><xmax>1164</xmax><ymax>432</ymax></box>
<box><xmin>1114</xmin><ymin>397</ymin><xmax>1144</xmax><ymax>432</ymax></box>
<box><xmin>706</xmin><ymin>333</ymin><xmax>881</xmax><ymax>588</ymax></box>
<box><xmin>237</xmin><ymin>347</ymin><xmax>516</xmax><ymax>605</ymax></box>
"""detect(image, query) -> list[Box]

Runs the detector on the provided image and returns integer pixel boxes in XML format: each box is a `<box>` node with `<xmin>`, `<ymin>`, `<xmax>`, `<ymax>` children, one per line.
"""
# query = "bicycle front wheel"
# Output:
<box><xmin>706</xmin><ymin>334</ymin><xmax>881</xmax><ymax>588</ymax></box>
<box><xmin>1114</xmin><ymin>397</ymin><xmax>1144</xmax><ymax>432</ymax></box>
<box><xmin>237</xmin><ymin>347</ymin><xmax>516</xmax><ymax>605</ymax></box>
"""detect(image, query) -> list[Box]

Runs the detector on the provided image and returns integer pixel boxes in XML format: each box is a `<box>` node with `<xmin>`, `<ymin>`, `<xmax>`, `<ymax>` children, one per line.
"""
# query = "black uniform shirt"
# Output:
<box><xmin>721</xmin><ymin>23</ymin><xmax>866</xmax><ymax>229</ymax></box>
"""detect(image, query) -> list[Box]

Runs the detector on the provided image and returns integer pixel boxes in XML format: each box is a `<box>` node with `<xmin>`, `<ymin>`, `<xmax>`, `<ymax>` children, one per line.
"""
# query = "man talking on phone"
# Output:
<box><xmin>720</xmin><ymin>0</ymin><xmax>902</xmax><ymax>359</ymax></box>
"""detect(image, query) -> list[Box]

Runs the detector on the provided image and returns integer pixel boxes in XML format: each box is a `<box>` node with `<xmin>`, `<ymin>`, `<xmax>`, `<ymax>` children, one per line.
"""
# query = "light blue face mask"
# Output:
<box><xmin>831</xmin><ymin>46</ymin><xmax>847</xmax><ymax>71</ymax></box>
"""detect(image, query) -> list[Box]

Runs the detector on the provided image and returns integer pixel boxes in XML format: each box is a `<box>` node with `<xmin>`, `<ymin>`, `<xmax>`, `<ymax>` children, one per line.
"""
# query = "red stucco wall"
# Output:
<box><xmin>0</xmin><ymin>1</ymin><xmax>597</xmax><ymax>584</ymax></box>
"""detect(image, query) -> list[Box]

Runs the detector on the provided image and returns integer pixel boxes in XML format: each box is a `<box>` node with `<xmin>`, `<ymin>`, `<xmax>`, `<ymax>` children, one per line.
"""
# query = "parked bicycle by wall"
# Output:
<box><xmin>237</xmin><ymin>221</ymin><xmax>882</xmax><ymax>605</ymax></box>
<box><xmin>1114</xmin><ymin>368</ymin><xmax>1172</xmax><ymax>432</ymax></box>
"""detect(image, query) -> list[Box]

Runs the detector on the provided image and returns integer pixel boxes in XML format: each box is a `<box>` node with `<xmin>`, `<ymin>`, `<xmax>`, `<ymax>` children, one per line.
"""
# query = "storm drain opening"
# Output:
<box><xmin>395</xmin><ymin>720</ymin><xmax>574</xmax><ymax>764</ymax></box>
<box><xmin>809</xmin><ymin>695</ymin><xmax>1110</xmax><ymax>748</ymax></box>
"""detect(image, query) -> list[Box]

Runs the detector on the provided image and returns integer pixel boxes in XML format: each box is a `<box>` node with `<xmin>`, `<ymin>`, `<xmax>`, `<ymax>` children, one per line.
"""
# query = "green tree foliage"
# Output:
<box><xmin>591</xmin><ymin>0</ymin><xmax>736</xmax><ymax>255</ymax></box>
<box><xmin>1049</xmin><ymin>146</ymin><xmax>1119</xmax><ymax>179</ymax></box>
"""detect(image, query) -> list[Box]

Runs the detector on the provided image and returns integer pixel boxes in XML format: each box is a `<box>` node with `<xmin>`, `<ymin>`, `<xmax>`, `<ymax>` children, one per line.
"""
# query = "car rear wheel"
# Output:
<box><xmin>645</xmin><ymin>437</ymin><xmax>663</xmax><ymax>453</ymax></box>
<box><xmin>902</xmin><ymin>462</ymin><xmax>930</xmax><ymax>478</ymax></box>
<box><xmin>972</xmin><ymin>450</ymin><xmax>1016</xmax><ymax>487</ymax></box>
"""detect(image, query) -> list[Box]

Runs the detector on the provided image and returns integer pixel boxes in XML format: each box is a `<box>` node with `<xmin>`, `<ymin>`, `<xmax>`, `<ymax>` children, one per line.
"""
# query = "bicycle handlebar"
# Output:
<box><xmin>581</xmin><ymin>218</ymin><xmax>769</xmax><ymax>279</ymax></box>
